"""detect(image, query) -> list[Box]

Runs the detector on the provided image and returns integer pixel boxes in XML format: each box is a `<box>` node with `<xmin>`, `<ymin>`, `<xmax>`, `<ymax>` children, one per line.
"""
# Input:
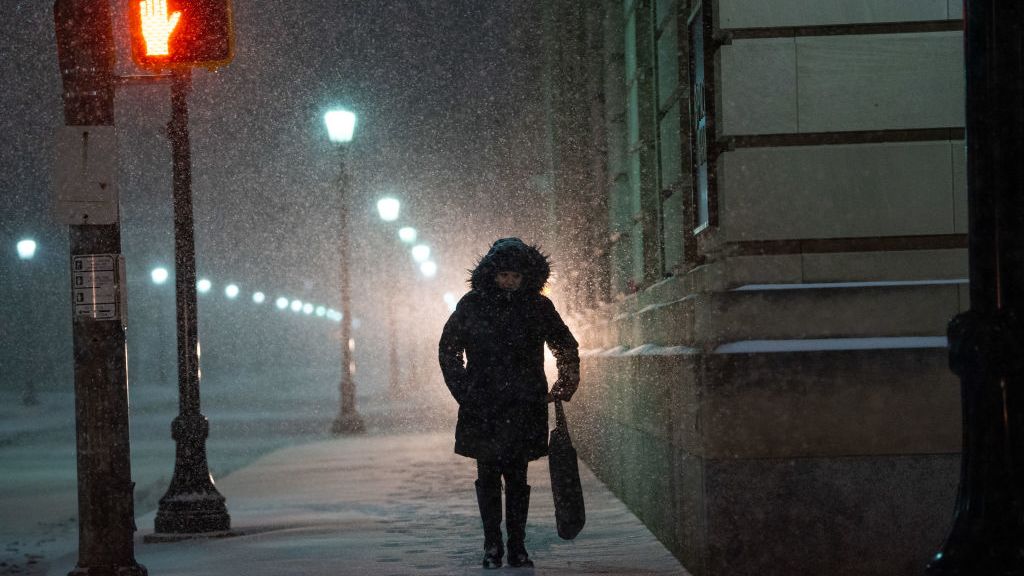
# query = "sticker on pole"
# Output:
<box><xmin>54</xmin><ymin>126</ymin><xmax>119</xmax><ymax>225</ymax></box>
<box><xmin>71</xmin><ymin>254</ymin><xmax>125</xmax><ymax>322</ymax></box>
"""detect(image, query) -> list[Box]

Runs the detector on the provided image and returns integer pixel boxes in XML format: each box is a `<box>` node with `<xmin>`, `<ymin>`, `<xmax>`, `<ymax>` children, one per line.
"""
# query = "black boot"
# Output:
<box><xmin>506</xmin><ymin>483</ymin><xmax>534</xmax><ymax>568</ymax></box>
<box><xmin>475</xmin><ymin>480</ymin><xmax>504</xmax><ymax>569</ymax></box>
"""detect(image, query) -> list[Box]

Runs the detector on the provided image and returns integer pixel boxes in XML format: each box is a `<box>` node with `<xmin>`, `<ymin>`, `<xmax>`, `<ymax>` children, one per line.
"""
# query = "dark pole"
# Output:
<box><xmin>926</xmin><ymin>2</ymin><xmax>1024</xmax><ymax>573</ymax></box>
<box><xmin>388</xmin><ymin>290</ymin><xmax>400</xmax><ymax>398</ymax></box>
<box><xmin>331</xmin><ymin>145</ymin><xmax>366</xmax><ymax>434</ymax></box>
<box><xmin>159</xmin><ymin>287</ymin><xmax>169</xmax><ymax>386</ymax></box>
<box><xmin>53</xmin><ymin>1</ymin><xmax>146</xmax><ymax>574</ymax></box>
<box><xmin>153</xmin><ymin>69</ymin><xmax>231</xmax><ymax>535</ymax></box>
<box><xmin>20</xmin><ymin>254</ymin><xmax>40</xmax><ymax>407</ymax></box>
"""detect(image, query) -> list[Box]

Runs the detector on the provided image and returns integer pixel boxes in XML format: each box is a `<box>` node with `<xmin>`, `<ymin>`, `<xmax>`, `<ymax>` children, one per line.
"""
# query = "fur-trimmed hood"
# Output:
<box><xmin>469</xmin><ymin>237</ymin><xmax>551</xmax><ymax>294</ymax></box>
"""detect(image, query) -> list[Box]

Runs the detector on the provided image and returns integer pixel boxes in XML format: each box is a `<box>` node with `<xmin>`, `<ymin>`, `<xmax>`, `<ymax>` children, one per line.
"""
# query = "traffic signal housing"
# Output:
<box><xmin>128</xmin><ymin>0</ymin><xmax>234</xmax><ymax>70</ymax></box>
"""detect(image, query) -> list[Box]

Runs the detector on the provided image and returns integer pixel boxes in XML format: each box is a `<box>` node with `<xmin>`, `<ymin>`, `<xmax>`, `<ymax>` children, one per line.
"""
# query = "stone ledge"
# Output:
<box><xmin>579</xmin><ymin>345</ymin><xmax>959</xmax><ymax>459</ymax></box>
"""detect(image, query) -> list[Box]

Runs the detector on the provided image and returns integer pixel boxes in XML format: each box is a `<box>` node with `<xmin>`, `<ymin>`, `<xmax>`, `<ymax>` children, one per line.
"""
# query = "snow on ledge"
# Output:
<box><xmin>733</xmin><ymin>279</ymin><xmax>967</xmax><ymax>291</ymax></box>
<box><xmin>581</xmin><ymin>344</ymin><xmax>696</xmax><ymax>357</ymax></box>
<box><xmin>583</xmin><ymin>337</ymin><xmax>948</xmax><ymax>357</ymax></box>
<box><xmin>623</xmin><ymin>344</ymin><xmax>697</xmax><ymax>356</ymax></box>
<box><xmin>714</xmin><ymin>336</ymin><xmax>948</xmax><ymax>354</ymax></box>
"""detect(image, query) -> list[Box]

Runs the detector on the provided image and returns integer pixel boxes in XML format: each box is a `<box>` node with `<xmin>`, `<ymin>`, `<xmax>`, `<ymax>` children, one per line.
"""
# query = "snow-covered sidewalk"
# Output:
<box><xmin>48</xmin><ymin>431</ymin><xmax>688</xmax><ymax>576</ymax></box>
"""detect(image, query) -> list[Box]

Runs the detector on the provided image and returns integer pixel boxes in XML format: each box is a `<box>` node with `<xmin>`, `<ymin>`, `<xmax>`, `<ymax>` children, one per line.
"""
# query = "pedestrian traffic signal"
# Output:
<box><xmin>128</xmin><ymin>0</ymin><xmax>234</xmax><ymax>69</ymax></box>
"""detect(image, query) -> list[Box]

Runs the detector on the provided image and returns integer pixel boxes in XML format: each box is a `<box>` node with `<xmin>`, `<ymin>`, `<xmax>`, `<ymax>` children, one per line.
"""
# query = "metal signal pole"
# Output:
<box><xmin>152</xmin><ymin>69</ymin><xmax>232</xmax><ymax>535</ymax></box>
<box><xmin>926</xmin><ymin>2</ymin><xmax>1024</xmax><ymax>573</ymax></box>
<box><xmin>53</xmin><ymin>1</ymin><xmax>146</xmax><ymax>574</ymax></box>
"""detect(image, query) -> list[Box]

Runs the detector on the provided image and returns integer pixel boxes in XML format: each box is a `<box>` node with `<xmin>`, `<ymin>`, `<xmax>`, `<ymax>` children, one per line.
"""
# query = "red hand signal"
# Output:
<box><xmin>139</xmin><ymin>0</ymin><xmax>181</xmax><ymax>56</ymax></box>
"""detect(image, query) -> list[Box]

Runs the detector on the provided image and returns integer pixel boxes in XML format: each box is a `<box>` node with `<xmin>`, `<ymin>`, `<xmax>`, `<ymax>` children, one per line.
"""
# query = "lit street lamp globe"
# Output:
<box><xmin>377</xmin><ymin>197</ymin><xmax>400</xmax><ymax>222</ymax></box>
<box><xmin>225</xmin><ymin>284</ymin><xmax>240</xmax><ymax>299</ymax></box>
<box><xmin>303</xmin><ymin>303</ymin><xmax>314</xmax><ymax>315</ymax></box>
<box><xmin>398</xmin><ymin>227</ymin><xmax>417</xmax><ymax>243</ymax></box>
<box><xmin>411</xmin><ymin>244</ymin><xmax>430</xmax><ymax>263</ymax></box>
<box><xmin>324</xmin><ymin>109</ymin><xmax>357</xmax><ymax>144</ymax></box>
<box><xmin>197</xmin><ymin>278</ymin><xmax>212</xmax><ymax>293</ymax></box>
<box><xmin>316</xmin><ymin>306</ymin><xmax>326</xmax><ymax>317</ymax></box>
<box><xmin>16</xmin><ymin>239</ymin><xmax>37</xmax><ymax>260</ymax></box>
<box><xmin>290</xmin><ymin>299</ymin><xmax>303</xmax><ymax>312</ymax></box>
<box><xmin>276</xmin><ymin>297</ymin><xmax>289</xmax><ymax>310</ymax></box>
<box><xmin>443</xmin><ymin>292</ymin><xmax>458</xmax><ymax>312</ymax></box>
<box><xmin>420</xmin><ymin>261</ymin><xmax>437</xmax><ymax>278</ymax></box>
<box><xmin>253</xmin><ymin>292</ymin><xmax>266</xmax><ymax>304</ymax></box>
<box><xmin>151</xmin><ymin>267</ymin><xmax>169</xmax><ymax>285</ymax></box>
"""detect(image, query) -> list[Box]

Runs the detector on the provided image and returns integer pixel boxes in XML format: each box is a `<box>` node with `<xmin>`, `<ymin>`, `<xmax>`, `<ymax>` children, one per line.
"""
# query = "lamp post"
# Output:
<box><xmin>16</xmin><ymin>239</ymin><xmax>39</xmax><ymax>405</ymax></box>
<box><xmin>325</xmin><ymin>109</ymin><xmax>365</xmax><ymax>434</ymax></box>
<box><xmin>152</xmin><ymin>69</ymin><xmax>231</xmax><ymax>536</ymax></box>
<box><xmin>397</xmin><ymin>226</ymin><xmax>419</xmax><ymax>397</ymax></box>
<box><xmin>376</xmin><ymin>199</ymin><xmax>402</xmax><ymax>399</ymax></box>
<box><xmin>151</xmin><ymin>266</ymin><xmax>171</xmax><ymax>386</ymax></box>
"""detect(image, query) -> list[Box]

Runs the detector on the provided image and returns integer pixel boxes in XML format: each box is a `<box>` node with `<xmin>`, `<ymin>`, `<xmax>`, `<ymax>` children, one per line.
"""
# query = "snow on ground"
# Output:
<box><xmin>2</xmin><ymin>372</ymin><xmax>687</xmax><ymax>576</ymax></box>
<box><xmin>47</xmin><ymin>432</ymin><xmax>686</xmax><ymax>576</ymax></box>
<box><xmin>0</xmin><ymin>368</ymin><xmax>451</xmax><ymax>576</ymax></box>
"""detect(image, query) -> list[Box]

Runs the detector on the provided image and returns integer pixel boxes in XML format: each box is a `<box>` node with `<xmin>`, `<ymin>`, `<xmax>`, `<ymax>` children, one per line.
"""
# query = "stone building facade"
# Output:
<box><xmin>540</xmin><ymin>1</ymin><xmax>966</xmax><ymax>574</ymax></box>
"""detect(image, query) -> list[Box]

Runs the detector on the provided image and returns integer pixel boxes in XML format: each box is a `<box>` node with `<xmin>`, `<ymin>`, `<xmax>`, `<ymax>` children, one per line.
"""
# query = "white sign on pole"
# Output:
<box><xmin>55</xmin><ymin>126</ymin><xmax>119</xmax><ymax>225</ymax></box>
<box><xmin>71</xmin><ymin>254</ymin><xmax>125</xmax><ymax>322</ymax></box>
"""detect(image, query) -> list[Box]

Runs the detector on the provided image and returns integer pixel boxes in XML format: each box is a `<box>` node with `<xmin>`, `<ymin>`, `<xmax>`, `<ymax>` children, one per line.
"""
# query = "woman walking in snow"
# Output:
<box><xmin>438</xmin><ymin>237</ymin><xmax>580</xmax><ymax>569</ymax></box>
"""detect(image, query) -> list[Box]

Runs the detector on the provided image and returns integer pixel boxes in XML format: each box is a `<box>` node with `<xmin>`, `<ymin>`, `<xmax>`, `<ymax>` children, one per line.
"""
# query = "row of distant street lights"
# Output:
<box><xmin>149</xmin><ymin>266</ymin><xmax>344</xmax><ymax>322</ymax></box>
<box><xmin>374</xmin><ymin>197</ymin><xmax>437</xmax><ymax>278</ymax></box>
<box><xmin>18</xmin><ymin>233</ymin><xmax>456</xmax><ymax>313</ymax></box>
<box><xmin>14</xmin><ymin>239</ymin><xmax>341</xmax><ymax>322</ymax></box>
<box><xmin>375</xmin><ymin>201</ymin><xmax>459</xmax><ymax>310</ymax></box>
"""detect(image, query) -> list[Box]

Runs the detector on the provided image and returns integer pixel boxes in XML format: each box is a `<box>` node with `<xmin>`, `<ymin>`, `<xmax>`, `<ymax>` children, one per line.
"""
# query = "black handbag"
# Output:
<box><xmin>549</xmin><ymin>399</ymin><xmax>585</xmax><ymax>539</ymax></box>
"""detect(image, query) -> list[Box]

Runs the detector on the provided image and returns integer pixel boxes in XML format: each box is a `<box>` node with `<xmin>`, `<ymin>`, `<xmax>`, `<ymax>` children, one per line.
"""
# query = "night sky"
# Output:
<box><xmin>2</xmin><ymin>2</ymin><xmax>561</xmax><ymax>383</ymax></box>
<box><xmin>2</xmin><ymin>0</ymin><xmax>547</xmax><ymax>295</ymax></box>
<box><xmin>0</xmin><ymin>1</ymin><xmax>551</xmax><ymax>390</ymax></box>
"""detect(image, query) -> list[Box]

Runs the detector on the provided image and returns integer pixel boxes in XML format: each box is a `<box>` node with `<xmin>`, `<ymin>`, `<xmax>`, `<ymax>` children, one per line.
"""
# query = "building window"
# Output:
<box><xmin>688</xmin><ymin>0</ymin><xmax>717</xmax><ymax>234</ymax></box>
<box><xmin>654</xmin><ymin>1</ymin><xmax>689</xmax><ymax>273</ymax></box>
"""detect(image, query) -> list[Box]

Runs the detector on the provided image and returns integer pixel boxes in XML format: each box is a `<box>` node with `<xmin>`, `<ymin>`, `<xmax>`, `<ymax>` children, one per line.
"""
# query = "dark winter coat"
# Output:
<box><xmin>438</xmin><ymin>238</ymin><xmax>580</xmax><ymax>463</ymax></box>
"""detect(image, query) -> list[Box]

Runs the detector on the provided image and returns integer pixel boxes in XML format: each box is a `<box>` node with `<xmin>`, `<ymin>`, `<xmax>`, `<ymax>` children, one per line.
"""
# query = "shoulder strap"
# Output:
<box><xmin>554</xmin><ymin>399</ymin><xmax>567</xmax><ymax>431</ymax></box>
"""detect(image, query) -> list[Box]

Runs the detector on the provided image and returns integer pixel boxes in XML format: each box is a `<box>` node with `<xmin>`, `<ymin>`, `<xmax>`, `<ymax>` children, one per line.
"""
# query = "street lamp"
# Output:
<box><xmin>224</xmin><ymin>284</ymin><xmax>239</xmax><ymax>299</ymax></box>
<box><xmin>411</xmin><ymin>244</ymin><xmax>431</xmax><ymax>263</ymax></box>
<box><xmin>324</xmin><ymin>110</ymin><xmax>356</xmax><ymax>143</ymax></box>
<box><xmin>325</xmin><ymin>108</ymin><xmax>365</xmax><ymax>434</ymax></box>
<box><xmin>398</xmin><ymin>227</ymin><xmax>417</xmax><ymax>243</ymax></box>
<box><xmin>377</xmin><ymin>197</ymin><xmax>400</xmax><ymax>222</ymax></box>
<box><xmin>150</xmin><ymin>65</ymin><xmax>230</xmax><ymax>537</ymax></box>
<box><xmin>252</xmin><ymin>292</ymin><xmax>265</xmax><ymax>304</ymax></box>
<box><xmin>420</xmin><ymin>261</ymin><xmax>438</xmax><ymax>278</ymax></box>
<box><xmin>151</xmin><ymin>267</ymin><xmax>169</xmax><ymax>284</ymax></box>
<box><xmin>16</xmin><ymin>239</ymin><xmax>37</xmax><ymax>260</ymax></box>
